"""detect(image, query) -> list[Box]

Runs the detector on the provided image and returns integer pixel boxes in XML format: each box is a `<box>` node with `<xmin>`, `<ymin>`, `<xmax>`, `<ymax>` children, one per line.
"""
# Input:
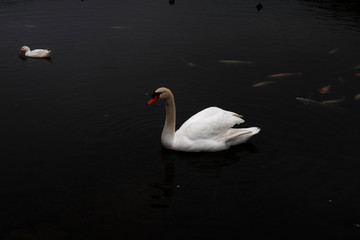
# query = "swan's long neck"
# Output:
<box><xmin>161</xmin><ymin>94</ymin><xmax>176</xmax><ymax>148</ymax></box>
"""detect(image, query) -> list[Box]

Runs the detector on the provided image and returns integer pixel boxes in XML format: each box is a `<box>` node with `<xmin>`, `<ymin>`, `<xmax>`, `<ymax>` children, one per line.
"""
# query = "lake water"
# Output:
<box><xmin>1</xmin><ymin>0</ymin><xmax>360</xmax><ymax>239</ymax></box>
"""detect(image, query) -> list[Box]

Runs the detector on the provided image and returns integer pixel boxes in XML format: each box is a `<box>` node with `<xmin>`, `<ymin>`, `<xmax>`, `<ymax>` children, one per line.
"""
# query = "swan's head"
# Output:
<box><xmin>19</xmin><ymin>46</ymin><xmax>30</xmax><ymax>54</ymax></box>
<box><xmin>147</xmin><ymin>87</ymin><xmax>172</xmax><ymax>106</ymax></box>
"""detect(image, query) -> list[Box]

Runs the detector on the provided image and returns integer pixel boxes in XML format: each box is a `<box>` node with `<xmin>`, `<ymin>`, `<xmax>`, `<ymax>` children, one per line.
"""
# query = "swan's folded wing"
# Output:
<box><xmin>176</xmin><ymin>107</ymin><xmax>244</xmax><ymax>140</ymax></box>
<box><xmin>29</xmin><ymin>49</ymin><xmax>50</xmax><ymax>57</ymax></box>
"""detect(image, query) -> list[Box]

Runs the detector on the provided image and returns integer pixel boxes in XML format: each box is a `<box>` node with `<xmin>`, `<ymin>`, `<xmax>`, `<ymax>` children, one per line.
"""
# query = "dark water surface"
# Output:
<box><xmin>1</xmin><ymin>0</ymin><xmax>360</xmax><ymax>239</ymax></box>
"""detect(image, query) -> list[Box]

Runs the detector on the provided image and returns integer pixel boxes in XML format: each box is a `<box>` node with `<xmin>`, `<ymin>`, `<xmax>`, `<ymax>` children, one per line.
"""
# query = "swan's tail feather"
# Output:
<box><xmin>225</xmin><ymin>127</ymin><xmax>260</xmax><ymax>147</ymax></box>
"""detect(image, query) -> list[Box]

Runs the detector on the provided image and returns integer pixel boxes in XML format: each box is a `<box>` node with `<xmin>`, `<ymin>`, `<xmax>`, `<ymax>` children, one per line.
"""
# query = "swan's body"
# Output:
<box><xmin>19</xmin><ymin>46</ymin><xmax>51</xmax><ymax>58</ymax></box>
<box><xmin>147</xmin><ymin>87</ymin><xmax>260</xmax><ymax>152</ymax></box>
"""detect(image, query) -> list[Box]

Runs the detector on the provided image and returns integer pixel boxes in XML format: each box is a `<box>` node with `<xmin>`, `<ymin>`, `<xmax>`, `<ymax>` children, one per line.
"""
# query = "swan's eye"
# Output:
<box><xmin>151</xmin><ymin>92</ymin><xmax>161</xmax><ymax>98</ymax></box>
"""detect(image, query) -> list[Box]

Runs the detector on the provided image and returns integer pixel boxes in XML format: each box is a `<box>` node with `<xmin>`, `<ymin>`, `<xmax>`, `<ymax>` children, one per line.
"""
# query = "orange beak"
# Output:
<box><xmin>147</xmin><ymin>95</ymin><xmax>159</xmax><ymax>106</ymax></box>
<box><xmin>18</xmin><ymin>50</ymin><xmax>23</xmax><ymax>54</ymax></box>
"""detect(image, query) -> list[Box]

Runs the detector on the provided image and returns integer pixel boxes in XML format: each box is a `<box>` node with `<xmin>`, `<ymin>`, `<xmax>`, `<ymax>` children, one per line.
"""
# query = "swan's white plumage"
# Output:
<box><xmin>19</xmin><ymin>46</ymin><xmax>51</xmax><ymax>58</ymax></box>
<box><xmin>176</xmin><ymin>107</ymin><xmax>243</xmax><ymax>142</ymax></box>
<box><xmin>147</xmin><ymin>87</ymin><xmax>260</xmax><ymax>152</ymax></box>
<box><xmin>174</xmin><ymin>107</ymin><xmax>259</xmax><ymax>151</ymax></box>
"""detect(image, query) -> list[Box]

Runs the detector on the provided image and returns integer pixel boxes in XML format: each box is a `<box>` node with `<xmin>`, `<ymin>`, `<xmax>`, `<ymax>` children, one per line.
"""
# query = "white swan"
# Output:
<box><xmin>18</xmin><ymin>46</ymin><xmax>51</xmax><ymax>58</ymax></box>
<box><xmin>147</xmin><ymin>87</ymin><xmax>260</xmax><ymax>152</ymax></box>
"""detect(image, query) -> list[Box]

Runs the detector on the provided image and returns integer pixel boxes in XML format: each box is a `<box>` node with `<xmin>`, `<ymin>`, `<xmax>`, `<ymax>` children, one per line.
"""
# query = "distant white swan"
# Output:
<box><xmin>147</xmin><ymin>87</ymin><xmax>260</xmax><ymax>152</ymax></box>
<box><xmin>18</xmin><ymin>46</ymin><xmax>51</xmax><ymax>58</ymax></box>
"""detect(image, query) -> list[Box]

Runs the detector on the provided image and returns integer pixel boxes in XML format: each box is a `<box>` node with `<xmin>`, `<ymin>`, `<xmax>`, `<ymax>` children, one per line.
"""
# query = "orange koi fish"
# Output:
<box><xmin>319</xmin><ymin>84</ymin><xmax>331</xmax><ymax>94</ymax></box>
<box><xmin>252</xmin><ymin>81</ymin><xmax>276</xmax><ymax>87</ymax></box>
<box><xmin>268</xmin><ymin>72</ymin><xmax>302</xmax><ymax>78</ymax></box>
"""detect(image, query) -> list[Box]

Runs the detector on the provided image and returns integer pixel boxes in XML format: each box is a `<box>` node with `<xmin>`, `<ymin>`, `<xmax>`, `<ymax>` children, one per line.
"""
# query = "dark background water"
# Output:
<box><xmin>1</xmin><ymin>0</ymin><xmax>360</xmax><ymax>239</ymax></box>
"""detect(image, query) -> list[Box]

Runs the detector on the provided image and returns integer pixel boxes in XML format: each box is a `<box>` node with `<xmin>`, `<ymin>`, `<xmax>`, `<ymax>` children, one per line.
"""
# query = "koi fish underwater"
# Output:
<box><xmin>319</xmin><ymin>84</ymin><xmax>331</xmax><ymax>94</ymax></box>
<box><xmin>321</xmin><ymin>97</ymin><xmax>345</xmax><ymax>105</ymax></box>
<box><xmin>252</xmin><ymin>81</ymin><xmax>276</xmax><ymax>87</ymax></box>
<box><xmin>268</xmin><ymin>72</ymin><xmax>302</xmax><ymax>78</ymax></box>
<box><xmin>295</xmin><ymin>97</ymin><xmax>322</xmax><ymax>105</ymax></box>
<box><xmin>296</xmin><ymin>97</ymin><xmax>345</xmax><ymax>108</ymax></box>
<box><xmin>218</xmin><ymin>60</ymin><xmax>253</xmax><ymax>65</ymax></box>
<box><xmin>328</xmin><ymin>48</ymin><xmax>338</xmax><ymax>55</ymax></box>
<box><xmin>355</xmin><ymin>93</ymin><xmax>360</xmax><ymax>100</ymax></box>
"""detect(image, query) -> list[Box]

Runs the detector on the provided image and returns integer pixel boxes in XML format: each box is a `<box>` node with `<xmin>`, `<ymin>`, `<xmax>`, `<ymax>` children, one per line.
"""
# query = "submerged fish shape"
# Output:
<box><xmin>218</xmin><ymin>60</ymin><xmax>253</xmax><ymax>65</ymax></box>
<box><xmin>319</xmin><ymin>84</ymin><xmax>331</xmax><ymax>94</ymax></box>
<box><xmin>296</xmin><ymin>97</ymin><xmax>322</xmax><ymax>105</ymax></box>
<box><xmin>328</xmin><ymin>48</ymin><xmax>338</xmax><ymax>55</ymax></box>
<box><xmin>24</xmin><ymin>24</ymin><xmax>36</xmax><ymax>28</ymax></box>
<box><xmin>321</xmin><ymin>97</ymin><xmax>345</xmax><ymax>105</ymax></box>
<box><xmin>108</xmin><ymin>26</ymin><xmax>129</xmax><ymax>29</ymax></box>
<box><xmin>355</xmin><ymin>93</ymin><xmax>360</xmax><ymax>100</ymax></box>
<box><xmin>268</xmin><ymin>72</ymin><xmax>302</xmax><ymax>78</ymax></box>
<box><xmin>354</xmin><ymin>64</ymin><xmax>360</xmax><ymax>70</ymax></box>
<box><xmin>252</xmin><ymin>81</ymin><xmax>276</xmax><ymax>87</ymax></box>
<box><xmin>179</xmin><ymin>57</ymin><xmax>196</xmax><ymax>67</ymax></box>
<box><xmin>296</xmin><ymin>97</ymin><xmax>345</xmax><ymax>109</ymax></box>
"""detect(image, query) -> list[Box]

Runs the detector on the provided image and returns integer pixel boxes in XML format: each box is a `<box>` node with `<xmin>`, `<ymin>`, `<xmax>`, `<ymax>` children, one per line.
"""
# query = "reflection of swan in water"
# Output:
<box><xmin>150</xmin><ymin>150</ymin><xmax>176</xmax><ymax>208</ymax></box>
<box><xmin>149</xmin><ymin>142</ymin><xmax>258</xmax><ymax>208</ymax></box>
<box><xmin>161</xmin><ymin>142</ymin><xmax>258</xmax><ymax>169</ymax></box>
<box><xmin>18</xmin><ymin>55</ymin><xmax>52</xmax><ymax>63</ymax></box>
